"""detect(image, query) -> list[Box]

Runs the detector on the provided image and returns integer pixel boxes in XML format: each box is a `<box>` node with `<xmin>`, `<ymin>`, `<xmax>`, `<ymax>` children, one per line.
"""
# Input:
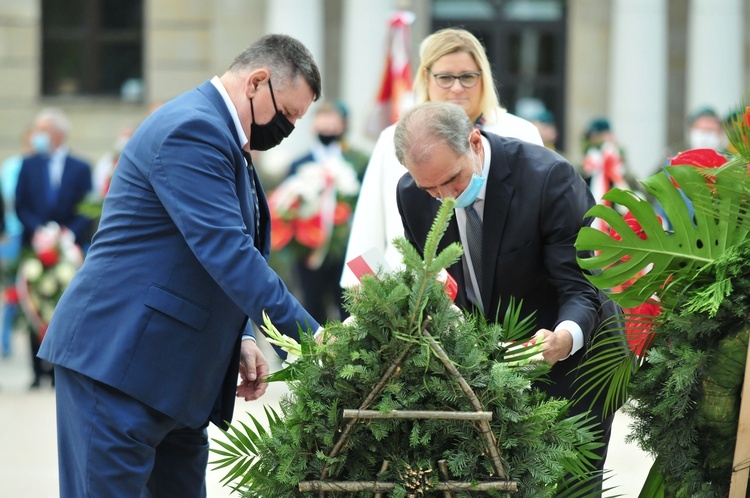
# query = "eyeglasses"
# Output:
<box><xmin>430</xmin><ymin>71</ymin><xmax>482</xmax><ymax>89</ymax></box>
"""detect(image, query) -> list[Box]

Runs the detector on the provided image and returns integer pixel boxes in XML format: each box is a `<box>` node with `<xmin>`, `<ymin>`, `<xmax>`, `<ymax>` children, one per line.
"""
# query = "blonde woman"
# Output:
<box><xmin>341</xmin><ymin>28</ymin><xmax>542</xmax><ymax>287</ymax></box>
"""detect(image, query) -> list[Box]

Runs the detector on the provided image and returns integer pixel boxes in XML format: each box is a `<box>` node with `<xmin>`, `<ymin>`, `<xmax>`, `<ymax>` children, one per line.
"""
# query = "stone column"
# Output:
<box><xmin>340</xmin><ymin>0</ymin><xmax>404</xmax><ymax>152</ymax></box>
<box><xmin>262</xmin><ymin>0</ymin><xmax>324</xmax><ymax>171</ymax></box>
<box><xmin>686</xmin><ymin>0</ymin><xmax>744</xmax><ymax>117</ymax></box>
<box><xmin>609</xmin><ymin>0</ymin><xmax>668</xmax><ymax>178</ymax></box>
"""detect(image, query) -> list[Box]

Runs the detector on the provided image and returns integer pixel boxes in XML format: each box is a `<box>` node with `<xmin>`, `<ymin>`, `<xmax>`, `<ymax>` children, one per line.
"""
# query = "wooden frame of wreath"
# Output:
<box><xmin>298</xmin><ymin>315</ymin><xmax>518</xmax><ymax>497</ymax></box>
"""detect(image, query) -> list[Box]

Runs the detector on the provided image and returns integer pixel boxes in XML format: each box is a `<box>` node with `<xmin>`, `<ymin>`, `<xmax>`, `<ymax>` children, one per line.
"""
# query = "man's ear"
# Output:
<box><xmin>245</xmin><ymin>69</ymin><xmax>270</xmax><ymax>98</ymax></box>
<box><xmin>469</xmin><ymin>128</ymin><xmax>482</xmax><ymax>150</ymax></box>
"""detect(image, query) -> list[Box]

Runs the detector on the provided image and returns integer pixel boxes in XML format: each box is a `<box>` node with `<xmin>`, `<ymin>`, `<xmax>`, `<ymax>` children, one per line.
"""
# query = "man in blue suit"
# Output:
<box><xmin>16</xmin><ymin>107</ymin><xmax>93</xmax><ymax>388</ymax></box>
<box><xmin>39</xmin><ymin>34</ymin><xmax>322</xmax><ymax>497</ymax></box>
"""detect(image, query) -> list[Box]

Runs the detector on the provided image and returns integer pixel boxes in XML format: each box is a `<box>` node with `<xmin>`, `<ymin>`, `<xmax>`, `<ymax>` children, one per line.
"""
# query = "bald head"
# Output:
<box><xmin>393</xmin><ymin>102</ymin><xmax>474</xmax><ymax>167</ymax></box>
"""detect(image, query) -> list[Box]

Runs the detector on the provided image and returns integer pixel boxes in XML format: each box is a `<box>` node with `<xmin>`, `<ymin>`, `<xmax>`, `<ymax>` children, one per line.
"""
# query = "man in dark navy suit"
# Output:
<box><xmin>395</xmin><ymin>102</ymin><xmax>625</xmax><ymax>495</ymax></box>
<box><xmin>15</xmin><ymin>107</ymin><xmax>92</xmax><ymax>389</ymax></box>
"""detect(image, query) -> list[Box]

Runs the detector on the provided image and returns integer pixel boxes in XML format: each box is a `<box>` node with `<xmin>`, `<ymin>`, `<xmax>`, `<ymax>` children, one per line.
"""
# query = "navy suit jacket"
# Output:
<box><xmin>39</xmin><ymin>81</ymin><xmax>319</xmax><ymax>429</ymax></box>
<box><xmin>397</xmin><ymin>132</ymin><xmax>621</xmax><ymax>402</ymax></box>
<box><xmin>15</xmin><ymin>152</ymin><xmax>92</xmax><ymax>246</ymax></box>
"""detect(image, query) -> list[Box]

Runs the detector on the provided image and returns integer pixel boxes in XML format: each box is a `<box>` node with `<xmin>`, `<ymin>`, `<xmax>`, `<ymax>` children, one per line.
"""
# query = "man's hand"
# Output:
<box><xmin>237</xmin><ymin>339</ymin><xmax>270</xmax><ymax>401</ymax></box>
<box><xmin>538</xmin><ymin>328</ymin><xmax>573</xmax><ymax>365</ymax></box>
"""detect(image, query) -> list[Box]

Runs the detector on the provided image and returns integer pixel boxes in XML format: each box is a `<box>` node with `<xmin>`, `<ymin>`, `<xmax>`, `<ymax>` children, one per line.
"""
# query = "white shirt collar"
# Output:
<box><xmin>210</xmin><ymin>76</ymin><xmax>248</xmax><ymax>150</ymax></box>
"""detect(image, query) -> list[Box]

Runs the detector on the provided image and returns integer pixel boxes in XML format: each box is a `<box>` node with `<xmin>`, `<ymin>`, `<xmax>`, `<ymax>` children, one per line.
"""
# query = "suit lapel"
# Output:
<box><xmin>196</xmin><ymin>81</ymin><xmax>271</xmax><ymax>258</ymax></box>
<box><xmin>482</xmin><ymin>133</ymin><xmax>515</xmax><ymax>314</ymax></box>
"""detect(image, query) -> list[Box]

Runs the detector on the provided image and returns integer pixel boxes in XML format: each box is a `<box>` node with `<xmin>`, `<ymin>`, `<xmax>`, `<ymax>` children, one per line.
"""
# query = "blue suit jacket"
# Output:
<box><xmin>39</xmin><ymin>81</ymin><xmax>319</xmax><ymax>429</ymax></box>
<box><xmin>15</xmin><ymin>152</ymin><xmax>92</xmax><ymax>246</ymax></box>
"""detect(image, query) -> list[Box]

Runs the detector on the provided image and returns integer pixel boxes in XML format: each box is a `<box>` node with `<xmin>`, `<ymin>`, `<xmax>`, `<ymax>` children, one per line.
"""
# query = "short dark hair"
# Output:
<box><xmin>229</xmin><ymin>34</ymin><xmax>322</xmax><ymax>102</ymax></box>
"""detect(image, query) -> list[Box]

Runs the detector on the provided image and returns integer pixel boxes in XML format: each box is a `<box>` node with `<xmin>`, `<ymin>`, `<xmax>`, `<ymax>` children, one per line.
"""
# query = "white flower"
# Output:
<box><xmin>22</xmin><ymin>259</ymin><xmax>44</xmax><ymax>282</ymax></box>
<box><xmin>38</xmin><ymin>274</ymin><xmax>59</xmax><ymax>298</ymax></box>
<box><xmin>55</xmin><ymin>262</ymin><xmax>78</xmax><ymax>285</ymax></box>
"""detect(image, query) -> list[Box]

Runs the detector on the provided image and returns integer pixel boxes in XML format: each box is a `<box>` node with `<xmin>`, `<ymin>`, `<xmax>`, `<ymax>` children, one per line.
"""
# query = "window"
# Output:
<box><xmin>42</xmin><ymin>0</ymin><xmax>144</xmax><ymax>100</ymax></box>
<box><xmin>433</xmin><ymin>0</ymin><xmax>567</xmax><ymax>150</ymax></box>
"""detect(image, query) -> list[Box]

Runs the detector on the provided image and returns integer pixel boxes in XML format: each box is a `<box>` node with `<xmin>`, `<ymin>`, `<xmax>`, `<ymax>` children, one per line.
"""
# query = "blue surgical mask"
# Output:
<box><xmin>454</xmin><ymin>173</ymin><xmax>485</xmax><ymax>208</ymax></box>
<box><xmin>453</xmin><ymin>155</ymin><xmax>485</xmax><ymax>209</ymax></box>
<box><xmin>30</xmin><ymin>132</ymin><xmax>51</xmax><ymax>154</ymax></box>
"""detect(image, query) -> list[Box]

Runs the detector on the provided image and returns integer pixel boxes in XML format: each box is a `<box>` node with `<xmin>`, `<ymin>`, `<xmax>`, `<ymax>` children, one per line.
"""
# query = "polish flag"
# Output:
<box><xmin>366</xmin><ymin>11</ymin><xmax>415</xmax><ymax>139</ymax></box>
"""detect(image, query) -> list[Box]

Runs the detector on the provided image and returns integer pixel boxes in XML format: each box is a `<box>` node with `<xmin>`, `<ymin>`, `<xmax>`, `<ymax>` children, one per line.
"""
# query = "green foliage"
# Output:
<box><xmin>574</xmin><ymin>105</ymin><xmax>750</xmax><ymax>496</ymax></box>
<box><xmin>212</xmin><ymin>200</ymin><xmax>599</xmax><ymax>496</ymax></box>
<box><xmin>575</xmin><ymin>161</ymin><xmax>750</xmax><ymax>309</ymax></box>
<box><xmin>624</xmin><ymin>288</ymin><xmax>750</xmax><ymax>497</ymax></box>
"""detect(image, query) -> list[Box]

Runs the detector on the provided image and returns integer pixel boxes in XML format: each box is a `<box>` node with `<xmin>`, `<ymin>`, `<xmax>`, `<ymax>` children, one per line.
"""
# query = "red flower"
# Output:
<box><xmin>294</xmin><ymin>216</ymin><xmax>326</xmax><ymax>249</ymax></box>
<box><xmin>609</xmin><ymin>212</ymin><xmax>649</xmax><ymax>242</ymax></box>
<box><xmin>333</xmin><ymin>202</ymin><xmax>351</xmax><ymax>225</ymax></box>
<box><xmin>270</xmin><ymin>215</ymin><xmax>293</xmax><ymax>251</ymax></box>
<box><xmin>4</xmin><ymin>286</ymin><xmax>18</xmax><ymax>304</ymax></box>
<box><xmin>623</xmin><ymin>300</ymin><xmax>662</xmax><ymax>356</ymax></box>
<box><xmin>37</xmin><ymin>249</ymin><xmax>60</xmax><ymax>268</ymax></box>
<box><xmin>670</xmin><ymin>148</ymin><xmax>728</xmax><ymax>169</ymax></box>
<box><xmin>669</xmin><ymin>148</ymin><xmax>728</xmax><ymax>187</ymax></box>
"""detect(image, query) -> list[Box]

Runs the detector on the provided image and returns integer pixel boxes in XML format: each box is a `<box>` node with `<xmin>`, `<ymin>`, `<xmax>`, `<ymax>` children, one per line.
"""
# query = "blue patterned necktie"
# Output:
<box><xmin>241</xmin><ymin>151</ymin><xmax>261</xmax><ymax>242</ymax></box>
<box><xmin>464</xmin><ymin>202</ymin><xmax>483</xmax><ymax>296</ymax></box>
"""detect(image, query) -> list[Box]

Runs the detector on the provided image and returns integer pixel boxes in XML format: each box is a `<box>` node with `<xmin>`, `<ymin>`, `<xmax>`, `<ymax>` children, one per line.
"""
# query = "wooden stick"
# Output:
<box><xmin>420</xmin><ymin>326</ymin><xmax>508</xmax><ymax>480</ymax></box>
<box><xmin>299</xmin><ymin>480</ymin><xmax>518</xmax><ymax>493</ymax></box>
<box><xmin>438</xmin><ymin>460</ymin><xmax>454</xmax><ymax>498</ymax></box>
<box><xmin>342</xmin><ymin>409</ymin><xmax>493</xmax><ymax>420</ymax></box>
<box><xmin>728</xmin><ymin>335</ymin><xmax>750</xmax><ymax>498</ymax></box>
<box><xmin>373</xmin><ymin>460</ymin><xmax>389</xmax><ymax>498</ymax></box>
<box><xmin>319</xmin><ymin>317</ymin><xmax>432</xmax><ymax>481</ymax></box>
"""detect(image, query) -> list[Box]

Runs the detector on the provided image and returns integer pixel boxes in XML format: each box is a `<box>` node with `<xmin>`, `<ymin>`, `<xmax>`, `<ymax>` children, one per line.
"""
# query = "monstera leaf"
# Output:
<box><xmin>576</xmin><ymin>158</ymin><xmax>750</xmax><ymax>309</ymax></box>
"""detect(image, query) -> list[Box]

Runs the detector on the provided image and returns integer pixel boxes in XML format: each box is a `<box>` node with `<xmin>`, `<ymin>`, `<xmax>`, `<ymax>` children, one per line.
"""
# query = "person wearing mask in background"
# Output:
<box><xmin>273</xmin><ymin>102</ymin><xmax>368</xmax><ymax>323</ymax></box>
<box><xmin>395</xmin><ymin>102</ymin><xmax>624</xmax><ymax>494</ymax></box>
<box><xmin>15</xmin><ymin>108</ymin><xmax>92</xmax><ymax>388</ymax></box>
<box><xmin>531</xmin><ymin>108</ymin><xmax>559</xmax><ymax>151</ymax></box>
<box><xmin>0</xmin><ymin>127</ymin><xmax>29</xmax><ymax>357</ymax></box>
<box><xmin>37</xmin><ymin>34</ymin><xmax>322</xmax><ymax>497</ymax></box>
<box><xmin>685</xmin><ymin>106</ymin><xmax>727</xmax><ymax>152</ymax></box>
<box><xmin>652</xmin><ymin>107</ymin><xmax>728</xmax><ymax>229</ymax></box>
<box><xmin>341</xmin><ymin>28</ymin><xmax>542</xmax><ymax>288</ymax></box>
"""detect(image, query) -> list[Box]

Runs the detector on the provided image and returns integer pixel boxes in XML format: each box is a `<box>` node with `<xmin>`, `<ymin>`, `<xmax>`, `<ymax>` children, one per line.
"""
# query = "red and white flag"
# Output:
<box><xmin>366</xmin><ymin>11</ymin><xmax>415</xmax><ymax>139</ymax></box>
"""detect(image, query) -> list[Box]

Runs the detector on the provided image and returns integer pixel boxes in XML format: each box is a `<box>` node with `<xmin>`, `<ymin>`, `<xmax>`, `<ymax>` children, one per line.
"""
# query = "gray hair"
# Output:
<box><xmin>229</xmin><ymin>34</ymin><xmax>322</xmax><ymax>102</ymax></box>
<box><xmin>394</xmin><ymin>102</ymin><xmax>474</xmax><ymax>166</ymax></box>
<box><xmin>35</xmin><ymin>107</ymin><xmax>71</xmax><ymax>136</ymax></box>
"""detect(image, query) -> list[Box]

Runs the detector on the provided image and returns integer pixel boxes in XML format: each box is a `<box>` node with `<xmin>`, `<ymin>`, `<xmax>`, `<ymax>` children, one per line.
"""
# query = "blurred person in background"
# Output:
<box><xmin>271</xmin><ymin>102</ymin><xmax>368</xmax><ymax>323</ymax></box>
<box><xmin>15</xmin><ymin>108</ymin><xmax>92</xmax><ymax>388</ymax></box>
<box><xmin>0</xmin><ymin>127</ymin><xmax>29</xmax><ymax>357</ymax></box>
<box><xmin>341</xmin><ymin>28</ymin><xmax>542</xmax><ymax>287</ymax></box>
<box><xmin>92</xmin><ymin>124</ymin><xmax>135</xmax><ymax>197</ymax></box>
<box><xmin>530</xmin><ymin>108</ymin><xmax>559</xmax><ymax>151</ymax></box>
<box><xmin>581</xmin><ymin>117</ymin><xmax>630</xmax><ymax>209</ymax></box>
<box><xmin>685</xmin><ymin>106</ymin><xmax>727</xmax><ymax>152</ymax></box>
<box><xmin>652</xmin><ymin>106</ymin><xmax>729</xmax><ymax>230</ymax></box>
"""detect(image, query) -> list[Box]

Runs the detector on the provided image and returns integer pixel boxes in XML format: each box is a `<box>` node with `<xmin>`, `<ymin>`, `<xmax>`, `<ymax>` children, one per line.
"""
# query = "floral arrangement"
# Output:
<box><xmin>574</xmin><ymin>104</ymin><xmax>750</xmax><ymax>496</ymax></box>
<box><xmin>212</xmin><ymin>200</ymin><xmax>606</xmax><ymax>497</ymax></box>
<box><xmin>17</xmin><ymin>222</ymin><xmax>83</xmax><ymax>340</ymax></box>
<box><xmin>269</xmin><ymin>157</ymin><xmax>360</xmax><ymax>268</ymax></box>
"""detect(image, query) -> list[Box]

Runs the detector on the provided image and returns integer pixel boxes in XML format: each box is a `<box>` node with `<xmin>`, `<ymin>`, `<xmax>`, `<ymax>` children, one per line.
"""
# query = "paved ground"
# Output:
<box><xmin>0</xmin><ymin>330</ymin><xmax>652</xmax><ymax>497</ymax></box>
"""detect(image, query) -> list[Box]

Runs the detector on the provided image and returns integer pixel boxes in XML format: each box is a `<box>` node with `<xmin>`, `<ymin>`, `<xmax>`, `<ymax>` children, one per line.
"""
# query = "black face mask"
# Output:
<box><xmin>249</xmin><ymin>79</ymin><xmax>295</xmax><ymax>151</ymax></box>
<box><xmin>317</xmin><ymin>133</ymin><xmax>342</xmax><ymax>146</ymax></box>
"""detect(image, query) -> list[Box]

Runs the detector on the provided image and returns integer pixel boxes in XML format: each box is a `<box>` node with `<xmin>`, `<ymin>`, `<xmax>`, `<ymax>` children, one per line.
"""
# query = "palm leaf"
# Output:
<box><xmin>576</xmin><ymin>161</ymin><xmax>750</xmax><ymax>309</ymax></box>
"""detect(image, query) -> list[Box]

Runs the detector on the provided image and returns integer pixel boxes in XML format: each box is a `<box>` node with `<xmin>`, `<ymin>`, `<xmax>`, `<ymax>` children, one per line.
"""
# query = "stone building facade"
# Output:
<box><xmin>0</xmin><ymin>0</ymin><xmax>748</xmax><ymax>181</ymax></box>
